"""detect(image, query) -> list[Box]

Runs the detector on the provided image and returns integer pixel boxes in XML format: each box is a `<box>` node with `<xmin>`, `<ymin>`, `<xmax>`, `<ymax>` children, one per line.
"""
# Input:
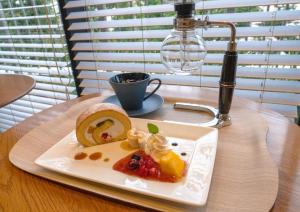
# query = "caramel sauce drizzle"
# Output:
<box><xmin>74</xmin><ymin>152</ymin><xmax>87</xmax><ymax>160</ymax></box>
<box><xmin>89</xmin><ymin>152</ymin><xmax>102</xmax><ymax>160</ymax></box>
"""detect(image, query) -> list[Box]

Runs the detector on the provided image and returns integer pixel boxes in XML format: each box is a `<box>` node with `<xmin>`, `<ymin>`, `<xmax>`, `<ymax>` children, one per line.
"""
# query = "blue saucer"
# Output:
<box><xmin>103</xmin><ymin>93</ymin><xmax>164</xmax><ymax>117</ymax></box>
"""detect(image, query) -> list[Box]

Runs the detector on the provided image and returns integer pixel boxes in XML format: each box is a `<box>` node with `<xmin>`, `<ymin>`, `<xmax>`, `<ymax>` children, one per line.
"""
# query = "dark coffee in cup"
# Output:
<box><xmin>109</xmin><ymin>73</ymin><xmax>161</xmax><ymax>111</ymax></box>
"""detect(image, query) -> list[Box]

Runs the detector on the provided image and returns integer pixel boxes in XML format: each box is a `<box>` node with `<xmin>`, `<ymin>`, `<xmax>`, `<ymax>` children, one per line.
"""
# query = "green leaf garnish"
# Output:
<box><xmin>147</xmin><ymin>123</ymin><xmax>159</xmax><ymax>134</ymax></box>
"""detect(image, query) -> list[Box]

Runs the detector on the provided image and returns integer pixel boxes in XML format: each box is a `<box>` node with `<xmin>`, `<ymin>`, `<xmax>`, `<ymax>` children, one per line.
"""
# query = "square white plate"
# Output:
<box><xmin>35</xmin><ymin>118</ymin><xmax>218</xmax><ymax>206</ymax></box>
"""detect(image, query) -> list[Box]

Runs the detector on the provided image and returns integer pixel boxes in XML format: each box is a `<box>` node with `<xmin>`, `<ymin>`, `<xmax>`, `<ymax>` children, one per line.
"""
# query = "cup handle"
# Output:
<box><xmin>143</xmin><ymin>78</ymin><xmax>162</xmax><ymax>101</ymax></box>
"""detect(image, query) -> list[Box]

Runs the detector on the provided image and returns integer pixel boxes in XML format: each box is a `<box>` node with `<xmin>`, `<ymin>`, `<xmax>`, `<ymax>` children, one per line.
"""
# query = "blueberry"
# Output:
<box><xmin>171</xmin><ymin>143</ymin><xmax>178</xmax><ymax>146</ymax></box>
<box><xmin>128</xmin><ymin>160</ymin><xmax>139</xmax><ymax>170</ymax></box>
<box><xmin>131</xmin><ymin>154</ymin><xmax>141</xmax><ymax>161</ymax></box>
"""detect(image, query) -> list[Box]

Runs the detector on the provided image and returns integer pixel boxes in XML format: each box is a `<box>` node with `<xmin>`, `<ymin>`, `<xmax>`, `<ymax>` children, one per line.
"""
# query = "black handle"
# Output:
<box><xmin>144</xmin><ymin>78</ymin><xmax>161</xmax><ymax>101</ymax></box>
<box><xmin>218</xmin><ymin>51</ymin><xmax>238</xmax><ymax>115</ymax></box>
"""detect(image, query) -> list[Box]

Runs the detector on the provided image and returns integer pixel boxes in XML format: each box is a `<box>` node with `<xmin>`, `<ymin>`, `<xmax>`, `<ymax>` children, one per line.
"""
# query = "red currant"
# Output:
<box><xmin>149</xmin><ymin>167</ymin><xmax>156</xmax><ymax>176</ymax></box>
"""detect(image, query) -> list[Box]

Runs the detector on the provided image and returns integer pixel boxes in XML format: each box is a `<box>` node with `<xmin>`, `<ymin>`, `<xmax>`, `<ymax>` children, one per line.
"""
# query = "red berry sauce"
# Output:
<box><xmin>113</xmin><ymin>150</ymin><xmax>177</xmax><ymax>183</ymax></box>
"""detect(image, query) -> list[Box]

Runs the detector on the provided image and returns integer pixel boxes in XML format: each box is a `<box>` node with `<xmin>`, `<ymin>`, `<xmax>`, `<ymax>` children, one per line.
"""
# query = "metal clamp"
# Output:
<box><xmin>175</xmin><ymin>15</ymin><xmax>237</xmax><ymax>52</ymax></box>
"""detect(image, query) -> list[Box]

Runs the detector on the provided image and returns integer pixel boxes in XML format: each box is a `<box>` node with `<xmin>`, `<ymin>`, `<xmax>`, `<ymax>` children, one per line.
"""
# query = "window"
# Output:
<box><xmin>0</xmin><ymin>0</ymin><xmax>75</xmax><ymax>132</ymax></box>
<box><xmin>0</xmin><ymin>0</ymin><xmax>299</xmax><ymax>132</ymax></box>
<box><xmin>64</xmin><ymin>0</ymin><xmax>300</xmax><ymax>118</ymax></box>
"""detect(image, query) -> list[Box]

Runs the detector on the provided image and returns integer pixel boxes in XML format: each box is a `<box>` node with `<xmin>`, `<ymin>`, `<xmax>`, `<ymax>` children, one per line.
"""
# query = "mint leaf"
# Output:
<box><xmin>147</xmin><ymin>123</ymin><xmax>159</xmax><ymax>134</ymax></box>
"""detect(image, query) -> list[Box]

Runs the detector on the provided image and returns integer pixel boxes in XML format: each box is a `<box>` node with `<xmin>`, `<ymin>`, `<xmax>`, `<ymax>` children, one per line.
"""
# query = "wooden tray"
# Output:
<box><xmin>9</xmin><ymin>95</ymin><xmax>278</xmax><ymax>211</ymax></box>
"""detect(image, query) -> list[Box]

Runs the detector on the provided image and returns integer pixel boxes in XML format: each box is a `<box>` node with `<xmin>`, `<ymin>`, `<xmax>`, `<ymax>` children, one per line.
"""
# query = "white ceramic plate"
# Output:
<box><xmin>35</xmin><ymin>118</ymin><xmax>218</xmax><ymax>206</ymax></box>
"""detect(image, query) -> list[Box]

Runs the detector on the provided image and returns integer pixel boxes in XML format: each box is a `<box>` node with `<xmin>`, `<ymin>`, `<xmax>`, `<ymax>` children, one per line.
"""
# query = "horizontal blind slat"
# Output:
<box><xmin>0</xmin><ymin>118</ymin><xmax>20</xmax><ymax>126</ymax></box>
<box><xmin>70</xmin><ymin>25</ymin><xmax>300</xmax><ymax>40</ymax></box>
<box><xmin>68</xmin><ymin>10</ymin><xmax>300</xmax><ymax>30</ymax></box>
<box><xmin>76</xmin><ymin>64</ymin><xmax>300</xmax><ymax>80</ymax></box>
<box><xmin>65</xmin><ymin>0</ymin><xmax>300</xmax><ymax>13</ymax></box>
<box><xmin>74</xmin><ymin>52</ymin><xmax>300</xmax><ymax>66</ymax></box>
<box><xmin>29</xmin><ymin>90</ymin><xmax>76</xmax><ymax>100</ymax></box>
<box><xmin>0</xmin><ymin>113</ymin><xmax>24</xmax><ymax>122</ymax></box>
<box><xmin>0</xmin><ymin>108</ymin><xmax>33</xmax><ymax>119</ymax></box>
<box><xmin>0</xmin><ymin>43</ymin><xmax>65</xmax><ymax>48</ymax></box>
<box><xmin>30</xmin><ymin>75</ymin><xmax>72</xmax><ymax>86</ymax></box>
<box><xmin>13</xmin><ymin>99</ymin><xmax>52</xmax><ymax>110</ymax></box>
<box><xmin>72</xmin><ymin>40</ymin><xmax>300</xmax><ymax>51</ymax></box>
<box><xmin>0</xmin><ymin>34</ymin><xmax>64</xmax><ymax>39</ymax></box>
<box><xmin>35</xmin><ymin>83</ymin><xmax>74</xmax><ymax>93</ymax></box>
<box><xmin>0</xmin><ymin>4</ymin><xmax>53</xmax><ymax>11</ymax></box>
<box><xmin>0</xmin><ymin>58</ymin><xmax>69</xmax><ymax>67</ymax></box>
<box><xmin>0</xmin><ymin>25</ymin><xmax>60</xmax><ymax>30</ymax></box>
<box><xmin>2</xmin><ymin>104</ymin><xmax>40</xmax><ymax>114</ymax></box>
<box><xmin>20</xmin><ymin>94</ymin><xmax>65</xmax><ymax>105</ymax></box>
<box><xmin>0</xmin><ymin>122</ymin><xmax>14</xmax><ymax>130</ymax></box>
<box><xmin>64</xmin><ymin>0</ymin><xmax>132</xmax><ymax>9</ymax></box>
<box><xmin>0</xmin><ymin>15</ymin><xmax>56</xmax><ymax>21</ymax></box>
<box><xmin>0</xmin><ymin>51</ymin><xmax>66</xmax><ymax>58</ymax></box>
<box><xmin>0</xmin><ymin>65</ymin><xmax>71</xmax><ymax>76</ymax></box>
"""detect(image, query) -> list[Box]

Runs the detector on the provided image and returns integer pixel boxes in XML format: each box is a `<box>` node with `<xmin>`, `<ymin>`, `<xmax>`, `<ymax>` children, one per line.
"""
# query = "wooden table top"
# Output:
<box><xmin>0</xmin><ymin>87</ymin><xmax>299</xmax><ymax>211</ymax></box>
<box><xmin>0</xmin><ymin>74</ymin><xmax>35</xmax><ymax>108</ymax></box>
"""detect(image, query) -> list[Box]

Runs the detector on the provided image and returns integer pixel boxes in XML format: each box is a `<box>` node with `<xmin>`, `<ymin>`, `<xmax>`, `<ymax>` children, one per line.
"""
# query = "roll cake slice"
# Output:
<box><xmin>76</xmin><ymin>103</ymin><xmax>131</xmax><ymax>147</ymax></box>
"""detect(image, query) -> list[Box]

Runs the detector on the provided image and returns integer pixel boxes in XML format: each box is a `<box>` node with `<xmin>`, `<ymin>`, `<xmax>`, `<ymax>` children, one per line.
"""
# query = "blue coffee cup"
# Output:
<box><xmin>109</xmin><ymin>73</ymin><xmax>161</xmax><ymax>111</ymax></box>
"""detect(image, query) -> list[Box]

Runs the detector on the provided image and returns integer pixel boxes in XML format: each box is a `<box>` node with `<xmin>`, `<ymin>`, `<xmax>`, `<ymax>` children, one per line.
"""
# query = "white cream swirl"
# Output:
<box><xmin>144</xmin><ymin>133</ymin><xmax>172</xmax><ymax>162</ymax></box>
<box><xmin>127</xmin><ymin>129</ymin><xmax>172</xmax><ymax>162</ymax></box>
<box><xmin>127</xmin><ymin>128</ymin><xmax>147</xmax><ymax>149</ymax></box>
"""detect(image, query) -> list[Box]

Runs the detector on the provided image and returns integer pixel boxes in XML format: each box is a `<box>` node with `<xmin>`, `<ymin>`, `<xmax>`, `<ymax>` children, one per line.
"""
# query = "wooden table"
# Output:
<box><xmin>0</xmin><ymin>74</ymin><xmax>35</xmax><ymax>108</ymax></box>
<box><xmin>0</xmin><ymin>87</ymin><xmax>299</xmax><ymax>211</ymax></box>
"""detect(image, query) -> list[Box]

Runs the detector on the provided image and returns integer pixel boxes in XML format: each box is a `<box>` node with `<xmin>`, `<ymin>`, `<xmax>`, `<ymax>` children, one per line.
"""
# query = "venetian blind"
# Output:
<box><xmin>64</xmin><ymin>0</ymin><xmax>300</xmax><ymax>118</ymax></box>
<box><xmin>0</xmin><ymin>0</ymin><xmax>76</xmax><ymax>132</ymax></box>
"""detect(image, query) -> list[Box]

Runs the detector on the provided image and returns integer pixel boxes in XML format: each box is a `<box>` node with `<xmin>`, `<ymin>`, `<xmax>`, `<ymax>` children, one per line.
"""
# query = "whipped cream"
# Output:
<box><xmin>127</xmin><ymin>128</ymin><xmax>172</xmax><ymax>162</ymax></box>
<box><xmin>144</xmin><ymin>133</ymin><xmax>171</xmax><ymax>162</ymax></box>
<box><xmin>127</xmin><ymin>128</ymin><xmax>147</xmax><ymax>149</ymax></box>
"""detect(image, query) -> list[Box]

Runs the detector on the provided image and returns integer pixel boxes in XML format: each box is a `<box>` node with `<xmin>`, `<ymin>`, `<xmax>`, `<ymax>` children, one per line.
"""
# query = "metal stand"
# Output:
<box><xmin>174</xmin><ymin>102</ymin><xmax>231</xmax><ymax>128</ymax></box>
<box><xmin>173</xmin><ymin>11</ymin><xmax>237</xmax><ymax>128</ymax></box>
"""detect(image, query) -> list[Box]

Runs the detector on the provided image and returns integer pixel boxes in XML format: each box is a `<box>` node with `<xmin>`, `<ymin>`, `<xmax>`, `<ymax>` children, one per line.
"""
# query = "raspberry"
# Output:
<box><xmin>139</xmin><ymin>159</ymin><xmax>145</xmax><ymax>166</ymax></box>
<box><xmin>145</xmin><ymin>159</ymin><xmax>154</xmax><ymax>168</ymax></box>
<box><xmin>138</xmin><ymin>164</ymin><xmax>148</xmax><ymax>177</ymax></box>
<box><xmin>149</xmin><ymin>168</ymin><xmax>156</xmax><ymax>177</ymax></box>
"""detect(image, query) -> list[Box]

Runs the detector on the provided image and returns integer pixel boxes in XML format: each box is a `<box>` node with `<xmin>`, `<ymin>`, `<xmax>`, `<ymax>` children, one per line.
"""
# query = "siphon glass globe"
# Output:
<box><xmin>161</xmin><ymin>29</ymin><xmax>207</xmax><ymax>75</ymax></box>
